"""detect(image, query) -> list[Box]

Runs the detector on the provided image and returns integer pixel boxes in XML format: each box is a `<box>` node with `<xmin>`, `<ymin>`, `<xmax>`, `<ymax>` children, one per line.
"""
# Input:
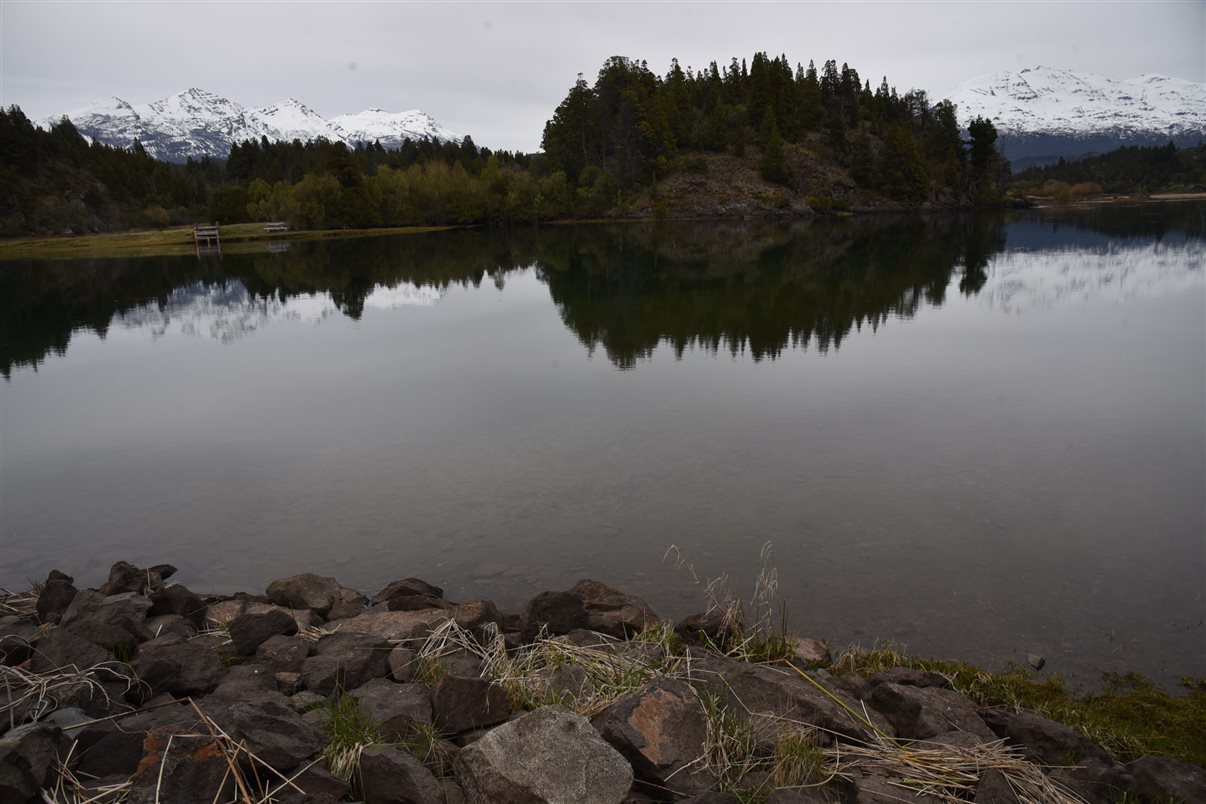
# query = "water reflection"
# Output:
<box><xmin>1</xmin><ymin>205</ymin><xmax>1202</xmax><ymax>378</ymax></box>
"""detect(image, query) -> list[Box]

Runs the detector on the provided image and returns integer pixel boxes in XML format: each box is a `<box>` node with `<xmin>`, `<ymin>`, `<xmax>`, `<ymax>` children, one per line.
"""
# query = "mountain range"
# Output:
<box><xmin>949</xmin><ymin>66</ymin><xmax>1206</xmax><ymax>168</ymax></box>
<box><xmin>42</xmin><ymin>88</ymin><xmax>461</xmax><ymax>163</ymax></box>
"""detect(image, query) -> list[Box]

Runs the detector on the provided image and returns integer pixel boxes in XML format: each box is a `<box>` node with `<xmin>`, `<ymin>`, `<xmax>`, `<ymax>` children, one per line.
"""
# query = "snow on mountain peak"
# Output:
<box><xmin>45</xmin><ymin>89</ymin><xmax>462</xmax><ymax>162</ymax></box>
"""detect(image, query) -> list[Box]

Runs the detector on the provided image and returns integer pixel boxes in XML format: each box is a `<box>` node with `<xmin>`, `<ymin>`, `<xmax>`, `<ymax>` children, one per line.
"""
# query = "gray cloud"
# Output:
<box><xmin>3</xmin><ymin>1</ymin><xmax>1202</xmax><ymax>152</ymax></box>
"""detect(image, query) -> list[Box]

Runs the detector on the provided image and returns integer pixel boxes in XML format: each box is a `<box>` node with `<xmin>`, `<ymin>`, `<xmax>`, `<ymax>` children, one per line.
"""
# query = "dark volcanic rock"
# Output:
<box><xmin>299</xmin><ymin>631</ymin><xmax>391</xmax><ymax>694</ymax></box>
<box><xmin>0</xmin><ymin>617</ymin><xmax>39</xmax><ymax>666</ymax></box>
<box><xmin>98</xmin><ymin>561</ymin><xmax>170</xmax><ymax>596</ymax></box>
<box><xmin>974</xmin><ymin>769</ymin><xmax>1021</xmax><ymax>803</ymax></box>
<box><xmin>432</xmin><ymin>676</ymin><xmax>510</xmax><ymax>734</ymax></box>
<box><xmin>869</xmin><ymin>682</ymin><xmax>994</xmax><ymax>741</ymax></box>
<box><xmin>266</xmin><ymin>573</ymin><xmax>341</xmax><ymax>616</ymax></box>
<box><xmin>36</xmin><ymin>578</ymin><xmax>78</xmax><ymax>625</ymax></box>
<box><xmin>256</xmin><ymin>634</ymin><xmax>311</xmax><ymax>673</ymax></box>
<box><xmin>269</xmin><ymin>763</ymin><xmax>350</xmax><ymax>804</ymax></box>
<box><xmin>201</xmin><ymin>696</ymin><xmax>328</xmax><ymax>771</ymax></box>
<box><xmin>126</xmin><ymin>728</ymin><xmax>234</xmax><ymax>804</ymax></box>
<box><xmin>524</xmin><ymin>579</ymin><xmax>659</xmax><ymax>639</ymax></box>
<box><xmin>456</xmin><ymin>706</ymin><xmax>632</xmax><ymax>804</ymax></box>
<box><xmin>372</xmin><ymin>577</ymin><xmax>445</xmax><ymax>606</ymax></box>
<box><xmin>980</xmin><ymin>708</ymin><xmax>1111</xmax><ymax>766</ymax></box>
<box><xmin>675</xmin><ymin>610</ymin><xmax>736</xmax><ymax>647</ymax></box>
<box><xmin>359</xmin><ymin>744</ymin><xmax>447</xmax><ymax>804</ymax></box>
<box><xmin>144</xmin><ymin>614</ymin><xmax>196</xmax><ymax>640</ymax></box>
<box><xmin>228</xmin><ymin>607</ymin><xmax>298</xmax><ymax>655</ymax></box>
<box><xmin>867</xmin><ymin>667</ymin><xmax>950</xmax><ymax>689</ymax></box>
<box><xmin>351</xmin><ymin>679</ymin><xmax>434</xmax><ymax>741</ymax></box>
<box><xmin>388</xmin><ymin>645</ymin><xmax>419</xmax><ymax>682</ymax></box>
<box><xmin>29</xmin><ymin>627</ymin><xmax>111</xmax><ymax>673</ymax></box>
<box><xmin>335</xmin><ymin>609</ymin><xmax>450</xmax><ymax>642</ymax></box>
<box><xmin>453</xmin><ymin>599</ymin><xmax>506</xmax><ymax>639</ymax></box>
<box><xmin>767</xmin><ymin>789</ymin><xmax>831</xmax><ymax>803</ymax></box>
<box><xmin>1129</xmin><ymin>755</ymin><xmax>1206</xmax><ymax>802</ymax></box>
<box><xmin>135</xmin><ymin>635</ymin><xmax>225</xmax><ymax>696</ymax></box>
<box><xmin>0</xmin><ymin>724</ymin><xmax>60</xmax><ymax>803</ymax></box>
<box><xmin>148</xmin><ymin>584</ymin><xmax>207</xmax><ymax>627</ymax></box>
<box><xmin>593</xmin><ymin>678</ymin><xmax>714</xmax><ymax>797</ymax></box>
<box><xmin>61</xmin><ymin>590</ymin><xmax>153</xmax><ymax>648</ymax></box>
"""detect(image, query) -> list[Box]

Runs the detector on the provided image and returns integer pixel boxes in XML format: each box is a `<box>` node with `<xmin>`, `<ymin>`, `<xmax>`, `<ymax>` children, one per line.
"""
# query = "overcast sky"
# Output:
<box><xmin>2</xmin><ymin>1</ymin><xmax>1203</xmax><ymax>152</ymax></box>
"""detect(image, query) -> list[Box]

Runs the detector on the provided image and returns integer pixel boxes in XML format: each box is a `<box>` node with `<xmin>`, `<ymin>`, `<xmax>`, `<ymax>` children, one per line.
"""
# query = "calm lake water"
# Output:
<box><xmin>2</xmin><ymin>204</ymin><xmax>1203</xmax><ymax>686</ymax></box>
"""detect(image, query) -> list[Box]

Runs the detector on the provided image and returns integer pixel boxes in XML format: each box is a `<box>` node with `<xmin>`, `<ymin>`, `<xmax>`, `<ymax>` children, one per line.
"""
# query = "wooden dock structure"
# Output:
<box><xmin>193</xmin><ymin>224</ymin><xmax>221</xmax><ymax>258</ymax></box>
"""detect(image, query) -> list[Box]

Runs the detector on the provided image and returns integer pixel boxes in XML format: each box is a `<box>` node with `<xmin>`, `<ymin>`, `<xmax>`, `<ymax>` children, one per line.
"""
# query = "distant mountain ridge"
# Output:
<box><xmin>949</xmin><ymin>66</ymin><xmax>1206</xmax><ymax>168</ymax></box>
<box><xmin>42</xmin><ymin>88</ymin><xmax>461</xmax><ymax>162</ymax></box>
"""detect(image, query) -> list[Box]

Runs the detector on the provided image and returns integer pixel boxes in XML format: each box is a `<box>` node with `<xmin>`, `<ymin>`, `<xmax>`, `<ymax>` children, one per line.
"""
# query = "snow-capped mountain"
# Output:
<box><xmin>42</xmin><ymin>88</ymin><xmax>461</xmax><ymax>162</ymax></box>
<box><xmin>948</xmin><ymin>67</ymin><xmax>1206</xmax><ymax>167</ymax></box>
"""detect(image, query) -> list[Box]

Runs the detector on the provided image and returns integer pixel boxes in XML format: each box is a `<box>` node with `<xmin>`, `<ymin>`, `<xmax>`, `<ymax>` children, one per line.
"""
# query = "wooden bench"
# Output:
<box><xmin>263</xmin><ymin>222</ymin><xmax>289</xmax><ymax>233</ymax></box>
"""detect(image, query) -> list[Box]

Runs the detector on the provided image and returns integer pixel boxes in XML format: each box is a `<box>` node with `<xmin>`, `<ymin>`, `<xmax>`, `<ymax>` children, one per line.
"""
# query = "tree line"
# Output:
<box><xmin>1011</xmin><ymin>142</ymin><xmax>1205</xmax><ymax>198</ymax></box>
<box><xmin>2</xmin><ymin>52</ymin><xmax>1014</xmax><ymax>236</ymax></box>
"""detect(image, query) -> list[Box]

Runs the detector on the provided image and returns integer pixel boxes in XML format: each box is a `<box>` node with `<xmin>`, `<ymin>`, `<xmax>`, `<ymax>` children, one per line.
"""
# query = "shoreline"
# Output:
<box><xmin>2</xmin><ymin>560</ymin><xmax>1202</xmax><ymax>803</ymax></box>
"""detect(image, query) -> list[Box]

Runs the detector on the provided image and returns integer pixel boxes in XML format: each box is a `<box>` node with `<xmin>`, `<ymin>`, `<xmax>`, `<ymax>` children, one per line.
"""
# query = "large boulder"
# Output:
<box><xmin>267</xmin><ymin>763</ymin><xmax>350</xmax><ymax>804</ymax></box>
<box><xmin>524</xmin><ymin>579</ymin><xmax>659</xmax><ymax>639</ymax></box>
<box><xmin>372</xmin><ymin>578</ymin><xmax>445</xmax><ymax>606</ymax></box>
<box><xmin>0</xmin><ymin>617</ymin><xmax>39</xmax><ymax>666</ymax></box>
<box><xmin>125</xmin><ymin>728</ymin><xmax>234</xmax><ymax>804</ymax></box>
<box><xmin>456</xmin><ymin>705</ymin><xmax>633</xmax><ymax>804</ymax></box>
<box><xmin>35</xmin><ymin>578</ymin><xmax>78</xmax><ymax>625</ymax></box>
<box><xmin>979</xmin><ymin>708</ymin><xmax>1110</xmax><ymax>766</ymax></box>
<box><xmin>200</xmin><ymin>695</ymin><xmax>328</xmax><ymax>771</ymax></box>
<box><xmin>868</xmin><ymin>682</ymin><xmax>994</xmax><ymax>741</ymax></box>
<box><xmin>431</xmin><ymin>676</ymin><xmax>510</xmax><ymax>734</ymax></box>
<box><xmin>148</xmin><ymin>585</ymin><xmax>207</xmax><ymax>628</ymax></box>
<box><xmin>592</xmin><ymin>678</ymin><xmax>714</xmax><ymax>797</ymax></box>
<box><xmin>98</xmin><ymin>561</ymin><xmax>175</xmax><ymax>596</ymax></box>
<box><xmin>256</xmin><ymin>634</ymin><xmax>311</xmax><ymax>673</ymax></box>
<box><xmin>350</xmin><ymin>679</ymin><xmax>433</xmax><ymax>741</ymax></box>
<box><xmin>60</xmin><ymin>590</ymin><xmax>153</xmax><ymax>649</ymax></box>
<box><xmin>266</xmin><ymin>573</ymin><xmax>341</xmax><ymax>616</ymax></box>
<box><xmin>359</xmin><ymin>744</ymin><xmax>446</xmax><ymax>804</ymax></box>
<box><xmin>300</xmin><ymin>632</ymin><xmax>391</xmax><ymax>694</ymax></box>
<box><xmin>135</xmin><ymin>635</ymin><xmax>225</xmax><ymax>696</ymax></box>
<box><xmin>29</xmin><ymin>627</ymin><xmax>111</xmax><ymax>673</ymax></box>
<box><xmin>0</xmin><ymin>724</ymin><xmax>60</xmax><ymax>803</ymax></box>
<box><xmin>334</xmin><ymin>609</ymin><xmax>450</xmax><ymax>642</ymax></box>
<box><xmin>228</xmin><ymin>607</ymin><xmax>298</xmax><ymax>655</ymax></box>
<box><xmin>1129</xmin><ymin>755</ymin><xmax>1206</xmax><ymax>802</ymax></box>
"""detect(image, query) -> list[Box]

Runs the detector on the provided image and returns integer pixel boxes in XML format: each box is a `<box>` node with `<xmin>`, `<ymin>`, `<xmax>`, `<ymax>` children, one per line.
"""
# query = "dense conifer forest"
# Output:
<box><xmin>2</xmin><ymin>53</ymin><xmax>1023</xmax><ymax>236</ymax></box>
<box><xmin>1011</xmin><ymin>141</ymin><xmax>1206</xmax><ymax>198</ymax></box>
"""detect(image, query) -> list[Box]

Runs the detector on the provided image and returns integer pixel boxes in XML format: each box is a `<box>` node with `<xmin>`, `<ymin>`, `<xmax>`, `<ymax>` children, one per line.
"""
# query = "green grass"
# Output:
<box><xmin>0</xmin><ymin>222</ymin><xmax>458</xmax><ymax>261</ymax></box>
<box><xmin>833</xmin><ymin>644</ymin><xmax>1206</xmax><ymax>767</ymax></box>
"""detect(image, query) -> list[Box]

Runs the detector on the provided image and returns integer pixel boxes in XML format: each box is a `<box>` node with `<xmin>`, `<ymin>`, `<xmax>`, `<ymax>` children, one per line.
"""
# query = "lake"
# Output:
<box><xmin>2</xmin><ymin>204</ymin><xmax>1202</xmax><ymax>686</ymax></box>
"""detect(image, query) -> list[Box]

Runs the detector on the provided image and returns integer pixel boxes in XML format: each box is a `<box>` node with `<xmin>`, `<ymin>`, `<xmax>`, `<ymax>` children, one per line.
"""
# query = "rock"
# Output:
<box><xmin>454</xmin><ymin>599</ymin><xmax>506</xmax><ymax>639</ymax></box>
<box><xmin>201</xmin><ymin>696</ymin><xmax>328</xmax><ymax>771</ymax></box>
<box><xmin>432</xmin><ymin>676</ymin><xmax>511</xmax><ymax>733</ymax></box>
<box><xmin>350</xmin><ymin>679</ymin><xmax>434</xmax><ymax>741</ymax></box>
<box><xmin>1048</xmin><ymin>763</ymin><xmax>1134</xmax><ymax>804</ymax></box>
<box><xmin>867</xmin><ymin>667</ymin><xmax>950</xmax><ymax>689</ymax></box>
<box><xmin>228</xmin><ymin>607</ymin><xmax>298</xmax><ymax>655</ymax></box>
<box><xmin>1027</xmin><ymin>654</ymin><xmax>1046</xmax><ymax>671</ymax></box>
<box><xmin>593</xmin><ymin>678</ymin><xmax>714</xmax><ymax>797</ymax></box>
<box><xmin>75</xmin><ymin>702</ymin><xmax>190</xmax><ymax>778</ymax></box>
<box><xmin>60</xmin><ymin>590</ymin><xmax>153</xmax><ymax>647</ymax></box>
<box><xmin>0</xmin><ymin>724</ymin><xmax>60</xmax><ymax>802</ymax></box>
<box><xmin>302</xmin><ymin>632</ymin><xmax>391</xmax><ymax>692</ymax></box>
<box><xmin>531</xmin><ymin>663</ymin><xmax>593</xmax><ymax>702</ymax></box>
<box><xmin>29</xmin><ymin>627</ymin><xmax>111</xmax><ymax>673</ymax></box>
<box><xmin>125</xmin><ymin>728</ymin><xmax>235</xmax><ymax>804</ymax></box>
<box><xmin>767</xmin><ymin>789</ymin><xmax>831</xmax><ymax>803</ymax></box>
<box><xmin>791</xmin><ymin>637</ymin><xmax>831</xmax><ymax>667</ymax></box>
<box><xmin>980</xmin><ymin>708</ymin><xmax>1111</xmax><ymax>766</ymax></box>
<box><xmin>387</xmin><ymin>593</ymin><xmax>453</xmax><ymax>612</ymax></box>
<box><xmin>974</xmin><ymin>769</ymin><xmax>1021</xmax><ymax>803</ymax></box>
<box><xmin>98</xmin><ymin>561</ymin><xmax>160</xmax><ymax>595</ymax></box>
<box><xmin>144</xmin><ymin>614</ymin><xmax>196</xmax><ymax>640</ymax></box>
<box><xmin>0</xmin><ymin>617</ymin><xmax>39</xmax><ymax>665</ymax></box>
<box><xmin>435</xmin><ymin>648</ymin><xmax>485</xmax><ymax>679</ymax></box>
<box><xmin>372</xmin><ymin>578</ymin><xmax>445</xmax><ymax>606</ymax></box>
<box><xmin>148</xmin><ymin>585</ymin><xmax>207</xmax><ymax>628</ymax></box>
<box><xmin>869</xmin><ymin>683</ymin><xmax>994</xmax><ymax>741</ymax></box>
<box><xmin>203</xmin><ymin>598</ymin><xmax>247</xmax><ymax>629</ymax></box>
<box><xmin>35</xmin><ymin>578</ymin><xmax>77</xmax><ymax>624</ymax></box>
<box><xmin>525</xmin><ymin>579</ymin><xmax>659</xmax><ymax>639</ymax></box>
<box><xmin>135</xmin><ymin>635</ymin><xmax>225</xmax><ymax>696</ymax></box>
<box><xmin>47</xmin><ymin>569</ymin><xmax>74</xmax><ymax>583</ymax></box>
<box><xmin>268</xmin><ymin>763</ymin><xmax>350</xmax><ymax>804</ymax></box>
<box><xmin>335</xmin><ymin>609</ymin><xmax>450</xmax><ymax>642</ymax></box>
<box><xmin>680</xmin><ymin>794</ymin><xmax>742</xmax><ymax>804</ymax></box>
<box><xmin>358</xmin><ymin>744</ymin><xmax>447</xmax><ymax>804</ymax></box>
<box><xmin>256</xmin><ymin>634</ymin><xmax>311</xmax><ymax>673</ymax></box>
<box><xmin>213</xmin><ymin>663</ymin><xmax>275</xmax><ymax>697</ymax></box>
<box><xmin>674</xmin><ymin>610</ymin><xmax>736</xmax><ymax>647</ymax></box>
<box><xmin>850</xmin><ymin>771</ymin><xmax>944</xmax><ymax>803</ymax></box>
<box><xmin>1129</xmin><ymin>755</ymin><xmax>1206</xmax><ymax>802</ymax></box>
<box><xmin>266</xmin><ymin>573</ymin><xmax>341</xmax><ymax>616</ymax></box>
<box><xmin>456</xmin><ymin>706</ymin><xmax>633</xmax><ymax>804</ymax></box>
<box><xmin>389</xmin><ymin>646</ymin><xmax>419</xmax><ymax>682</ymax></box>
<box><xmin>340</xmin><ymin>587</ymin><xmax>370</xmax><ymax>606</ymax></box>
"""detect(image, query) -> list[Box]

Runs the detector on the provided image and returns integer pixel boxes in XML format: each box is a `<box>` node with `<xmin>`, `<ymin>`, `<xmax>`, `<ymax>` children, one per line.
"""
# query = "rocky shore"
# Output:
<box><xmin>1</xmin><ymin>561</ymin><xmax>1202</xmax><ymax>803</ymax></box>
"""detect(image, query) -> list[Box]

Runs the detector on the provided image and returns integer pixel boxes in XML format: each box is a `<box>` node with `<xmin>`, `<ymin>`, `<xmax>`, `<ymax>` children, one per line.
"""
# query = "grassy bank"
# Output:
<box><xmin>0</xmin><ymin>222</ymin><xmax>460</xmax><ymax>261</ymax></box>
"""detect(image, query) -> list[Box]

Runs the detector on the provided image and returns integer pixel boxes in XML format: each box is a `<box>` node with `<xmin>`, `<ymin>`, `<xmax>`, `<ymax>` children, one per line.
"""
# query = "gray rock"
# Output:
<box><xmin>531</xmin><ymin>663</ymin><xmax>592</xmax><ymax>702</ymax></box>
<box><xmin>456</xmin><ymin>706</ymin><xmax>633</xmax><ymax>804</ymax></box>
<box><xmin>974</xmin><ymin>769</ymin><xmax>1020</xmax><ymax>803</ymax></box>
<box><xmin>674</xmin><ymin>610</ymin><xmax>736</xmax><ymax>647</ymax></box>
<box><xmin>228</xmin><ymin>607</ymin><xmax>298</xmax><ymax>655</ymax></box>
<box><xmin>36</xmin><ymin>578</ymin><xmax>78</xmax><ymax>624</ymax></box>
<box><xmin>75</xmin><ymin>701</ymin><xmax>190</xmax><ymax>778</ymax></box>
<box><xmin>98</xmin><ymin>561</ymin><xmax>162</xmax><ymax>596</ymax></box>
<box><xmin>148</xmin><ymin>584</ymin><xmax>207</xmax><ymax>627</ymax></box>
<box><xmin>256</xmin><ymin>634</ymin><xmax>311</xmax><ymax>673</ymax></box>
<box><xmin>200</xmin><ymin>696</ymin><xmax>328</xmax><ymax>771</ymax></box>
<box><xmin>143</xmin><ymin>614</ymin><xmax>196</xmax><ymax>640</ymax></box>
<box><xmin>335</xmin><ymin>609</ymin><xmax>450</xmax><ymax>642</ymax></box>
<box><xmin>359</xmin><ymin>744</ymin><xmax>446</xmax><ymax>804</ymax></box>
<box><xmin>1027</xmin><ymin>654</ymin><xmax>1046</xmax><ymax>671</ymax></box>
<box><xmin>266</xmin><ymin>573</ymin><xmax>342</xmax><ymax>616</ymax></box>
<box><xmin>524</xmin><ymin>579</ymin><xmax>659</xmax><ymax>639</ymax></box>
<box><xmin>850</xmin><ymin>771</ymin><xmax>944</xmax><ymax>803</ymax></box>
<box><xmin>300</xmin><ymin>632</ymin><xmax>391</xmax><ymax>694</ymax></box>
<box><xmin>592</xmin><ymin>678</ymin><xmax>714</xmax><ymax>797</ymax></box>
<box><xmin>1130</xmin><ymin>755</ymin><xmax>1206</xmax><ymax>802</ymax></box>
<box><xmin>869</xmin><ymin>682</ymin><xmax>994</xmax><ymax>741</ymax></box>
<box><xmin>980</xmin><ymin>708</ymin><xmax>1111</xmax><ymax>766</ymax></box>
<box><xmin>0</xmin><ymin>617</ymin><xmax>40</xmax><ymax>665</ymax></box>
<box><xmin>60</xmin><ymin>590</ymin><xmax>153</xmax><ymax>647</ymax></box>
<box><xmin>213</xmin><ymin>663</ymin><xmax>275</xmax><ymax>697</ymax></box>
<box><xmin>135</xmin><ymin>634</ymin><xmax>225</xmax><ymax>696</ymax></box>
<box><xmin>29</xmin><ymin>627</ymin><xmax>111</xmax><ymax>673</ymax></box>
<box><xmin>372</xmin><ymin>578</ymin><xmax>445</xmax><ymax>606</ymax></box>
<box><xmin>389</xmin><ymin>646</ymin><xmax>419</xmax><ymax>682</ymax></box>
<box><xmin>792</xmin><ymin>637</ymin><xmax>832</xmax><ymax>667</ymax></box>
<box><xmin>268</xmin><ymin>763</ymin><xmax>350</xmax><ymax>804</ymax></box>
<box><xmin>867</xmin><ymin>667</ymin><xmax>950</xmax><ymax>689</ymax></box>
<box><xmin>432</xmin><ymin>676</ymin><xmax>511</xmax><ymax>734</ymax></box>
<box><xmin>350</xmin><ymin>679</ymin><xmax>433</xmax><ymax>741</ymax></box>
<box><xmin>0</xmin><ymin>724</ymin><xmax>60</xmax><ymax>802</ymax></box>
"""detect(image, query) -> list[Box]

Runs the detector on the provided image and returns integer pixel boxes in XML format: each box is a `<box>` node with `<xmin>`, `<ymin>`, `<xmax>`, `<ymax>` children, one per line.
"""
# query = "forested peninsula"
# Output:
<box><xmin>1</xmin><ymin>53</ymin><xmax>1029</xmax><ymax>236</ymax></box>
